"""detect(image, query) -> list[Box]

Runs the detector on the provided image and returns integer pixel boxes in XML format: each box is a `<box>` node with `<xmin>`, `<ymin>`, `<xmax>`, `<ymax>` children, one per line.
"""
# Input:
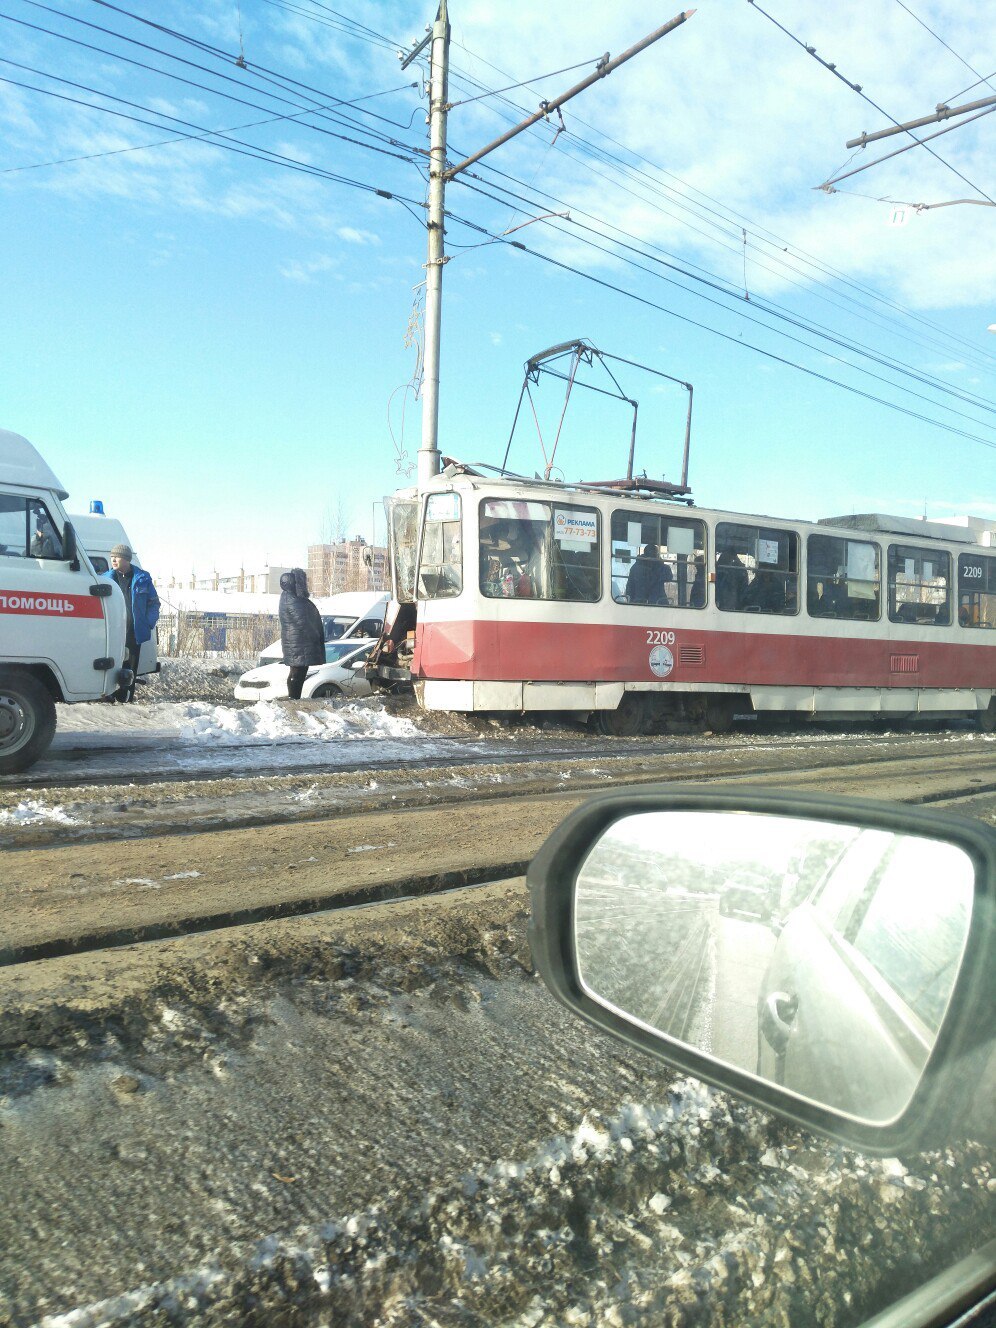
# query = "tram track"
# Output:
<box><xmin>0</xmin><ymin>722</ymin><xmax>985</xmax><ymax>793</ymax></box>
<box><xmin>2</xmin><ymin>732</ymin><xmax>992</xmax><ymax>852</ymax></box>
<box><xmin>3</xmin><ymin>745</ymin><xmax>993</xmax><ymax>973</ymax></box>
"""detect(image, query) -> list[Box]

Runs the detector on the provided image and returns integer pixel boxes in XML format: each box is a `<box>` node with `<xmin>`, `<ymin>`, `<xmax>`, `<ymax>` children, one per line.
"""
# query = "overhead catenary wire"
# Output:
<box><xmin>15</xmin><ymin>1</ymin><xmax>425</xmax><ymax>154</ymax></box>
<box><xmin>451</xmin><ymin>173</ymin><xmax>996</xmax><ymax>434</ymax></box>
<box><xmin>746</xmin><ymin>0</ymin><xmax>996</xmax><ymax>205</ymax></box>
<box><xmin>212</xmin><ymin>0</ymin><xmax>996</xmax><ymax>373</ymax></box>
<box><xmin>452</xmin><ymin>160</ymin><xmax>996</xmax><ymax>421</ymax></box>
<box><xmin>440</xmin><ymin>207</ymin><xmax>996</xmax><ymax>451</ymax></box>
<box><xmin>0</xmin><ymin>64</ymin><xmax>428</xmax><ymax>206</ymax></box>
<box><xmin>441</xmin><ymin>42</ymin><xmax>996</xmax><ymax>373</ymax></box>
<box><xmin>8</xmin><ymin>0</ymin><xmax>995</xmax><ymax>446</ymax></box>
<box><xmin>72</xmin><ymin>0</ymin><xmax>996</xmax><ymax>374</ymax></box>
<box><xmin>0</xmin><ymin>7</ymin><xmax>423</xmax><ymax>165</ymax></box>
<box><xmin>894</xmin><ymin>0</ymin><xmax>996</xmax><ymax>96</ymax></box>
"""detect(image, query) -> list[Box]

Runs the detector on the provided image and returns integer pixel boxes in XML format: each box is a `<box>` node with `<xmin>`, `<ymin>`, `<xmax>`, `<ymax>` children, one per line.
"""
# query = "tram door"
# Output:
<box><xmin>367</xmin><ymin>495</ymin><xmax>419</xmax><ymax>685</ymax></box>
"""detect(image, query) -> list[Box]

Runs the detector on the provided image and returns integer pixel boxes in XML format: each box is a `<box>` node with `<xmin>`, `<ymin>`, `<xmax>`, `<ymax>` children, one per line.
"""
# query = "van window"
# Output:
<box><xmin>888</xmin><ymin>544</ymin><xmax>951</xmax><ymax>626</ymax></box>
<box><xmin>479</xmin><ymin>499</ymin><xmax>600</xmax><ymax>602</ymax></box>
<box><xmin>90</xmin><ymin>556</ymin><xmax>109</xmax><ymax>574</ymax></box>
<box><xmin>715</xmin><ymin>522</ymin><xmax>798</xmax><ymax>615</ymax></box>
<box><xmin>611</xmin><ymin>511</ymin><xmax>706</xmax><ymax>608</ymax></box>
<box><xmin>957</xmin><ymin>552</ymin><xmax>996</xmax><ymax>629</ymax></box>
<box><xmin>0</xmin><ymin>497</ymin><xmax>60</xmax><ymax>560</ymax></box>
<box><xmin>807</xmin><ymin>534</ymin><xmax>880</xmax><ymax>621</ymax></box>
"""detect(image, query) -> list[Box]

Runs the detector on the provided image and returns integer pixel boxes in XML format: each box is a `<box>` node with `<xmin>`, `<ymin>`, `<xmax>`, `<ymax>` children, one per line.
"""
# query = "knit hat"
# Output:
<box><xmin>110</xmin><ymin>543</ymin><xmax>133</xmax><ymax>560</ymax></box>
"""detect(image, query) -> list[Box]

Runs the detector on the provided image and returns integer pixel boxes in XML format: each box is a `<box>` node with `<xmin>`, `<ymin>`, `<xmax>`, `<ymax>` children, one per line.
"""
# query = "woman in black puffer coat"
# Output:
<box><xmin>279</xmin><ymin>568</ymin><xmax>326</xmax><ymax>699</ymax></box>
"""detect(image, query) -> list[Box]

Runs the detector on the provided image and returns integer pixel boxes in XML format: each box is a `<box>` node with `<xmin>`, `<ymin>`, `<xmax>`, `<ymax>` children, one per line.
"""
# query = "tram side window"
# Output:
<box><xmin>611</xmin><ymin>511</ymin><xmax>707</xmax><ymax>609</ymax></box>
<box><xmin>418</xmin><ymin>493</ymin><xmax>463</xmax><ymax>599</ymax></box>
<box><xmin>887</xmin><ymin>544</ymin><xmax>951</xmax><ymax>626</ymax></box>
<box><xmin>479</xmin><ymin>499</ymin><xmax>600</xmax><ymax>602</ymax></box>
<box><xmin>715</xmin><ymin>522</ymin><xmax>798</xmax><ymax>615</ymax></box>
<box><xmin>958</xmin><ymin>553</ymin><xmax>996</xmax><ymax>629</ymax></box>
<box><xmin>807</xmin><ymin>534</ymin><xmax>880</xmax><ymax>621</ymax></box>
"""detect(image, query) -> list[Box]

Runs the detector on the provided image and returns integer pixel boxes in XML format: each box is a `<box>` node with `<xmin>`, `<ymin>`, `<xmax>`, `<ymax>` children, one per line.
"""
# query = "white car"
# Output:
<box><xmin>233</xmin><ymin>638</ymin><xmax>377</xmax><ymax>702</ymax></box>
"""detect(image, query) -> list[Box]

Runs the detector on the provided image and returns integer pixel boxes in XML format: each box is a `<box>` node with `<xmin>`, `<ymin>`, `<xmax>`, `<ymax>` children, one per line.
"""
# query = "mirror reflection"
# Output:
<box><xmin>573</xmin><ymin>811</ymin><xmax>974</xmax><ymax>1124</ymax></box>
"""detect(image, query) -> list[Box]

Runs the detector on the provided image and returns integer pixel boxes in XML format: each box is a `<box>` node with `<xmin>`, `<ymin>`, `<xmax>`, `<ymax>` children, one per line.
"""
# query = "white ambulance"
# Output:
<box><xmin>0</xmin><ymin>428</ymin><xmax>132</xmax><ymax>773</ymax></box>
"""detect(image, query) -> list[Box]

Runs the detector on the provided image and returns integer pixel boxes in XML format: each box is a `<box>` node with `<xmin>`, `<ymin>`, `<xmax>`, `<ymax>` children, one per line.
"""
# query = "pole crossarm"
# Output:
<box><xmin>846</xmin><ymin>92</ymin><xmax>996</xmax><ymax>149</ymax></box>
<box><xmin>442</xmin><ymin>9</ymin><xmax>695</xmax><ymax>182</ymax></box>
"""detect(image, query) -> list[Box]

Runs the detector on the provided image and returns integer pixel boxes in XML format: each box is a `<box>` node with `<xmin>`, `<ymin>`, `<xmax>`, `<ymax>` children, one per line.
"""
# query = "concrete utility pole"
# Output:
<box><xmin>418</xmin><ymin>0</ymin><xmax>450</xmax><ymax>489</ymax></box>
<box><xmin>410</xmin><ymin>6</ymin><xmax>695</xmax><ymax>490</ymax></box>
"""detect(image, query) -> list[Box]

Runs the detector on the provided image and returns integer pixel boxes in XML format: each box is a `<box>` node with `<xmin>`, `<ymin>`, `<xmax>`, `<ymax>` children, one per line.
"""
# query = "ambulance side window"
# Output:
<box><xmin>0</xmin><ymin>496</ymin><xmax>30</xmax><ymax>558</ymax></box>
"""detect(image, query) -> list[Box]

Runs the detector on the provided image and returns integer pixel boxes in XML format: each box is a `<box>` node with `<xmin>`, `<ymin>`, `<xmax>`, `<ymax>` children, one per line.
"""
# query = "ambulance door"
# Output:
<box><xmin>0</xmin><ymin>494</ymin><xmax>110</xmax><ymax>699</ymax></box>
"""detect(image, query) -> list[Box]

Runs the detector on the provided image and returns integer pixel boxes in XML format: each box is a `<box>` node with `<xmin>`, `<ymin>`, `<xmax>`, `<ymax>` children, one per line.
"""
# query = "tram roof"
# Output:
<box><xmin>820</xmin><ymin>513</ymin><xmax>995</xmax><ymax>547</ymax></box>
<box><xmin>427</xmin><ymin>465</ymin><xmax>995</xmax><ymax>548</ymax></box>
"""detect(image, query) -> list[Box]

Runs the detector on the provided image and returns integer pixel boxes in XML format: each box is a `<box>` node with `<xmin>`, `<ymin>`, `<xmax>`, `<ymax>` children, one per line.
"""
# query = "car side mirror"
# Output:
<box><xmin>528</xmin><ymin>786</ymin><xmax>996</xmax><ymax>1156</ymax></box>
<box><xmin>61</xmin><ymin>520</ymin><xmax>79</xmax><ymax>570</ymax></box>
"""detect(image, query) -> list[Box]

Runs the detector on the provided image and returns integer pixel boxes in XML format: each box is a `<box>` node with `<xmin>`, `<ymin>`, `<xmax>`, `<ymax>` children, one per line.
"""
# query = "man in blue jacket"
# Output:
<box><xmin>103</xmin><ymin>543</ymin><xmax>160</xmax><ymax>701</ymax></box>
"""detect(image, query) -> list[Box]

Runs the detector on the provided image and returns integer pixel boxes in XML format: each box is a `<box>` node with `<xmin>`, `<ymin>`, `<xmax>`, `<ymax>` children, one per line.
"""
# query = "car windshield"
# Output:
<box><xmin>2</xmin><ymin>5</ymin><xmax>994</xmax><ymax>1327</ymax></box>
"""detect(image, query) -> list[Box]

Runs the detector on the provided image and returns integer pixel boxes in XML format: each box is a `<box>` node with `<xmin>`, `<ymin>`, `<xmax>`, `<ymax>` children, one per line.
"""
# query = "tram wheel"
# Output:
<box><xmin>597</xmin><ymin>694</ymin><xmax>650</xmax><ymax>737</ymax></box>
<box><xmin>705</xmin><ymin>698</ymin><xmax>736</xmax><ymax>734</ymax></box>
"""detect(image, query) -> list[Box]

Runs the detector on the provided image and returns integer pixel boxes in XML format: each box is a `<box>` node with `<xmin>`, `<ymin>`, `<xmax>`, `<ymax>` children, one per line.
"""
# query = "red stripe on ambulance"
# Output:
<box><xmin>0</xmin><ymin>591</ymin><xmax>104</xmax><ymax>620</ymax></box>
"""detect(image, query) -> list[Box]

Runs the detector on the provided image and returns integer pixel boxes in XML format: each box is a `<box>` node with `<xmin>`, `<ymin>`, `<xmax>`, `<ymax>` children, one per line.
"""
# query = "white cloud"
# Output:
<box><xmin>278</xmin><ymin>253</ymin><xmax>338</xmax><ymax>282</ymax></box>
<box><xmin>336</xmin><ymin>225</ymin><xmax>382</xmax><ymax>245</ymax></box>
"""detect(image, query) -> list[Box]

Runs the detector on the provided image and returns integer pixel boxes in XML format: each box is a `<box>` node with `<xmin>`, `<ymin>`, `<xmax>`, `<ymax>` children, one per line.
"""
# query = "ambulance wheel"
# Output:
<box><xmin>0</xmin><ymin>670</ymin><xmax>57</xmax><ymax>774</ymax></box>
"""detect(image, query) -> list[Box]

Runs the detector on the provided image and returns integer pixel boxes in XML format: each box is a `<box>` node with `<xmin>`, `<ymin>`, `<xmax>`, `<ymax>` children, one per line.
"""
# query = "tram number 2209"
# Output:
<box><xmin>646</xmin><ymin>629</ymin><xmax>676</xmax><ymax>646</ymax></box>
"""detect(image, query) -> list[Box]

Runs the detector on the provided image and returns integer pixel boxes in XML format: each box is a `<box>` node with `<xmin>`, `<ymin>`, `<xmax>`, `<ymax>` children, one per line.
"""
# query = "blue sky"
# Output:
<box><xmin>1</xmin><ymin>0</ymin><xmax>993</xmax><ymax>582</ymax></box>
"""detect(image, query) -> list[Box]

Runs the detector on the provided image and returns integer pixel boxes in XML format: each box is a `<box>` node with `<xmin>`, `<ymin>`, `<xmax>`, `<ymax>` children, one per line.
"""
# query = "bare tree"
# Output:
<box><xmin>316</xmin><ymin>497</ymin><xmax>352</xmax><ymax>594</ymax></box>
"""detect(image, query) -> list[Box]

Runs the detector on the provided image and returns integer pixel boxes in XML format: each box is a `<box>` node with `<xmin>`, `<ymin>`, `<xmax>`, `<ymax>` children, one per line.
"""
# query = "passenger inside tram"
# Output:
<box><xmin>715</xmin><ymin>549</ymin><xmax>749</xmax><ymax>611</ymax></box>
<box><xmin>742</xmin><ymin>567</ymin><xmax>786</xmax><ymax>613</ymax></box>
<box><xmin>480</xmin><ymin>518</ymin><xmax>538</xmax><ymax>598</ymax></box>
<box><xmin>625</xmin><ymin>543</ymin><xmax>673</xmax><ymax>606</ymax></box>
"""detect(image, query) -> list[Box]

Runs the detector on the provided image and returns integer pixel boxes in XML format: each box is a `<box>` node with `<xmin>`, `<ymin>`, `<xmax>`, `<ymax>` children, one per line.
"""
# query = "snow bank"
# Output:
<box><xmin>0</xmin><ymin>799</ymin><xmax>79</xmax><ymax>827</ymax></box>
<box><xmin>56</xmin><ymin>698</ymin><xmax>427</xmax><ymax>747</ymax></box>
<box><xmin>176</xmin><ymin>700</ymin><xmax>424</xmax><ymax>745</ymax></box>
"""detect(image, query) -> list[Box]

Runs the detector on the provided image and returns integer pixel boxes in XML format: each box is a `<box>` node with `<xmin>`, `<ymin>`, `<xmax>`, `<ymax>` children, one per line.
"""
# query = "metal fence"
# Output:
<box><xmin>158</xmin><ymin>610</ymin><xmax>279</xmax><ymax>659</ymax></box>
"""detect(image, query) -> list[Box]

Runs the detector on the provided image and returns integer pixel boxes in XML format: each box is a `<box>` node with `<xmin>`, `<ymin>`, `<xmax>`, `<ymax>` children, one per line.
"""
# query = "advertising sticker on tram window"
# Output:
<box><xmin>649</xmin><ymin>644</ymin><xmax>674</xmax><ymax>678</ymax></box>
<box><xmin>426</xmin><ymin>492</ymin><xmax>460</xmax><ymax>522</ymax></box>
<box><xmin>554</xmin><ymin>508</ymin><xmax>597</xmax><ymax>545</ymax></box>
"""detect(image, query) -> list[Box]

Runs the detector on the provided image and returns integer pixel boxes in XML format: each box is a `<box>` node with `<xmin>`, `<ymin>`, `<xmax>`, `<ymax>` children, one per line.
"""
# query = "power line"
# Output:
<box><xmin>9</xmin><ymin>1</ymin><xmax>993</xmax><ymax>436</ymax></box>
<box><xmin>747</xmin><ymin>0</ymin><xmax>996</xmax><ymax>205</ymax></box>
<box><xmin>443</xmin><ymin>42</ymin><xmax>996</xmax><ymax>373</ymax></box>
<box><xmin>213</xmin><ymin>0</ymin><xmax>995</xmax><ymax>377</ymax></box>
<box><xmin>442</xmin><ymin>207</ymin><xmax>996</xmax><ymax>452</ymax></box>
<box><xmin>452</xmin><ymin>173</ymin><xmax>996</xmax><ymax>435</ymax></box>
<box><xmin>895</xmin><ymin>0</ymin><xmax>996</xmax><ymax>95</ymax></box>
<box><xmin>0</xmin><ymin>62</ymin><xmax>425</xmax><ymax>206</ymax></box>
<box><xmin>451</xmin><ymin>155</ymin><xmax>996</xmax><ymax>419</ymax></box>
<box><xmin>0</xmin><ymin>8</ymin><xmax>421</xmax><ymax>165</ymax></box>
<box><xmin>18</xmin><ymin>0</ymin><xmax>422</xmax><ymax>154</ymax></box>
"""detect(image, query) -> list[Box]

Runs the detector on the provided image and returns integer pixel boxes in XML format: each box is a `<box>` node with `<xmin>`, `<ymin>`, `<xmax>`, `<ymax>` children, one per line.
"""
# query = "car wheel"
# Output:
<box><xmin>311</xmin><ymin>684</ymin><xmax>343</xmax><ymax>700</ymax></box>
<box><xmin>0</xmin><ymin>670</ymin><xmax>57</xmax><ymax>774</ymax></box>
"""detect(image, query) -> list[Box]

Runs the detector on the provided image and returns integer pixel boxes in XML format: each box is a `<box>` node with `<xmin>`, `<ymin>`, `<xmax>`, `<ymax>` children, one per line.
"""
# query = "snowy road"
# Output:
<box><xmin>1</xmin><ymin>685</ymin><xmax>994</xmax><ymax>1326</ymax></box>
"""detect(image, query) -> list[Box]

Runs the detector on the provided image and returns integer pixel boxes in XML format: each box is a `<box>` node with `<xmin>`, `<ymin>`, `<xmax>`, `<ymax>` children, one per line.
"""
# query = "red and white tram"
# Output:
<box><xmin>375</xmin><ymin>463</ymin><xmax>996</xmax><ymax>734</ymax></box>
